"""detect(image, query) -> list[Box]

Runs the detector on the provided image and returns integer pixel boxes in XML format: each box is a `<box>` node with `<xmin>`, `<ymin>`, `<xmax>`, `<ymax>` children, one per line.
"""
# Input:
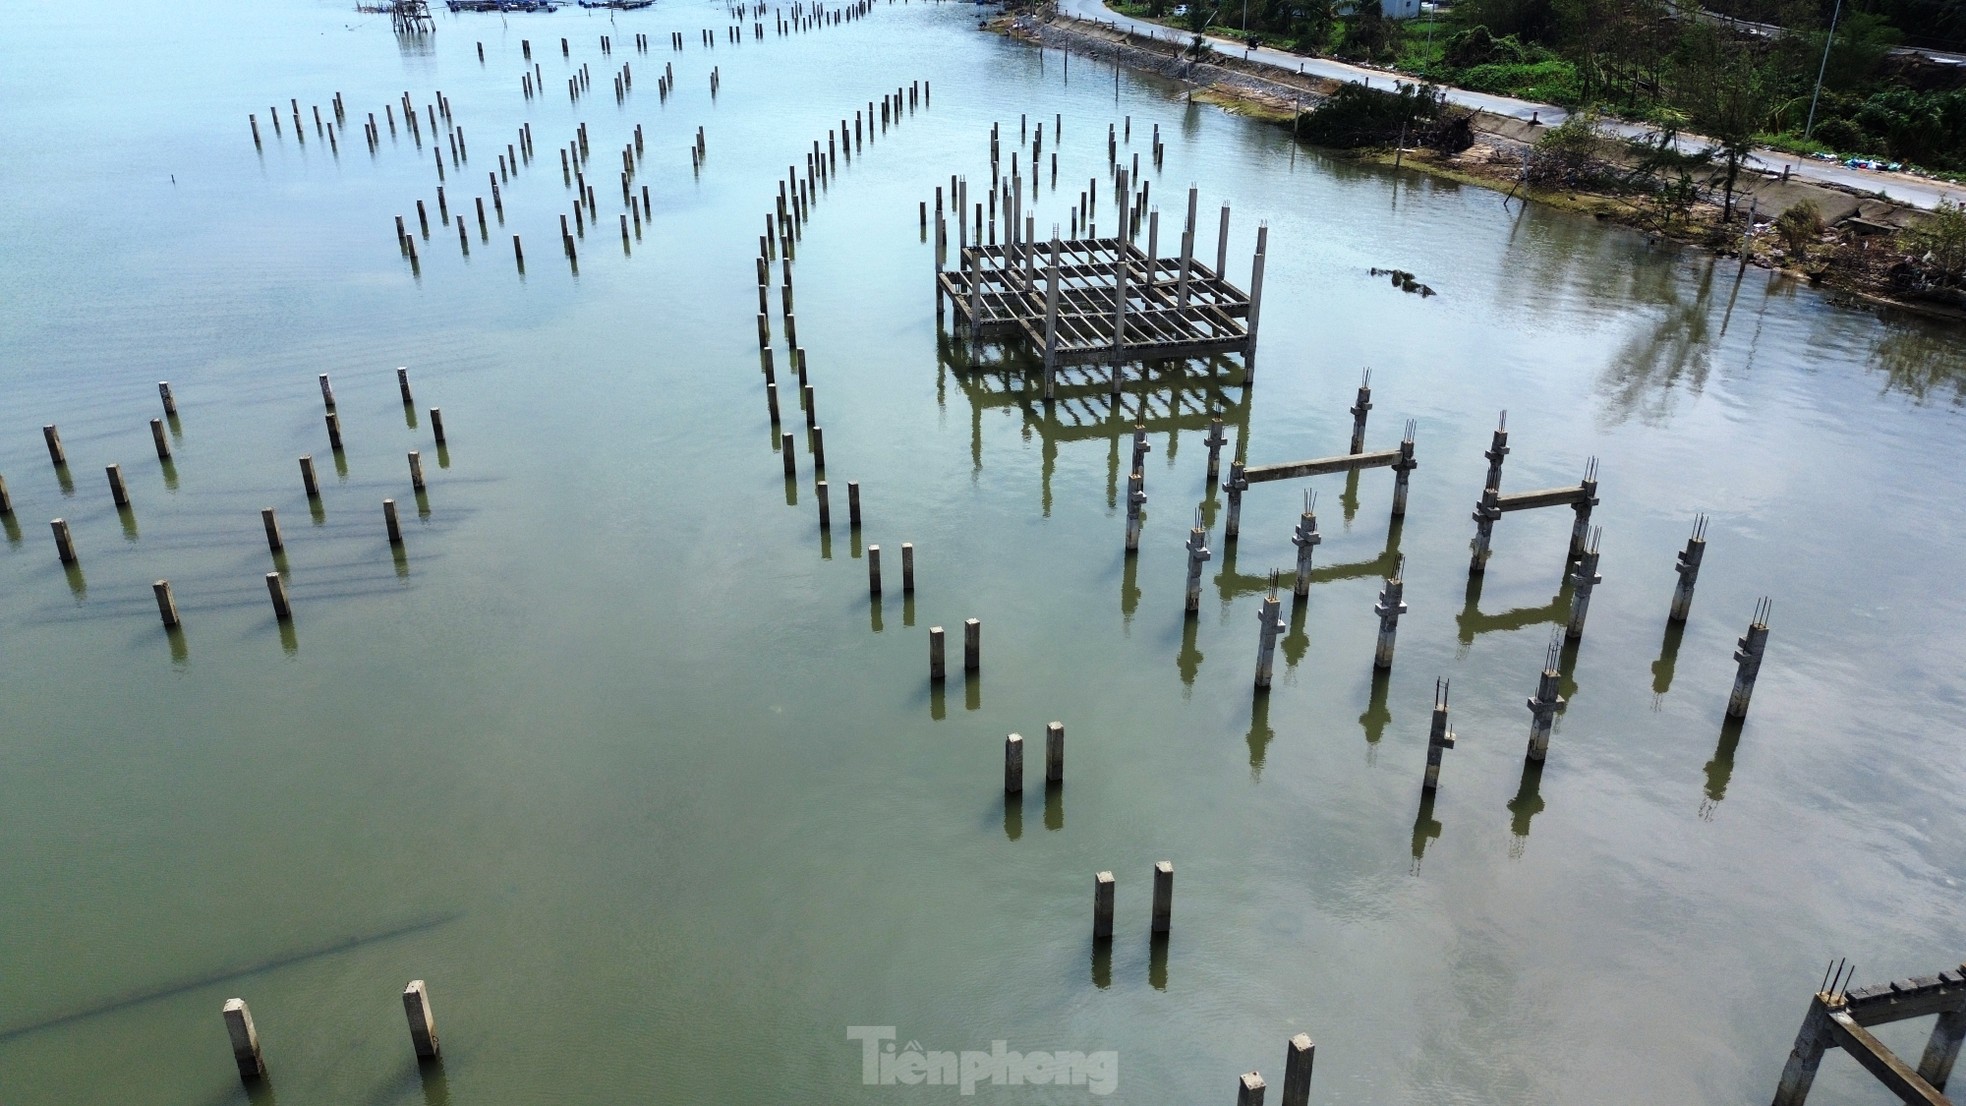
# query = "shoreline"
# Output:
<box><xmin>1002</xmin><ymin>9</ymin><xmax>1966</xmax><ymax>325</ymax></box>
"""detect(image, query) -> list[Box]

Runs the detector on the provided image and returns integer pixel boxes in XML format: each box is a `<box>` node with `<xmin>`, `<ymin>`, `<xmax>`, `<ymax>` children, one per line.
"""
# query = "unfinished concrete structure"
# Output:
<box><xmin>1222</xmin><ymin>389</ymin><xmax>1417</xmax><ymax>545</ymax></box>
<box><xmin>1771</xmin><ymin>963</ymin><xmax>1966</xmax><ymax>1105</ymax></box>
<box><xmin>1467</xmin><ymin>412</ymin><xmax>1599</xmax><ymax>575</ymax></box>
<box><xmin>937</xmin><ymin>181</ymin><xmax>1265</xmax><ymax>396</ymax></box>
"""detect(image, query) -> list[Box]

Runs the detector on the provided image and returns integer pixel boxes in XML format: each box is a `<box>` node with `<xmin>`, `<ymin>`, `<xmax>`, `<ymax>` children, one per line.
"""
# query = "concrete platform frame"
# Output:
<box><xmin>936</xmin><ymin>184</ymin><xmax>1266</xmax><ymax>396</ymax></box>
<box><xmin>1771</xmin><ymin>963</ymin><xmax>1966</xmax><ymax>1106</ymax></box>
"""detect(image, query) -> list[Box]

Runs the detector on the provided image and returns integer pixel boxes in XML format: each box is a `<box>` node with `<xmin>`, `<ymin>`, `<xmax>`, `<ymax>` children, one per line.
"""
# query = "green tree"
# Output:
<box><xmin>1293</xmin><ymin>0</ymin><xmax>1337</xmax><ymax>48</ymax></box>
<box><xmin>1672</xmin><ymin>23</ymin><xmax>1770</xmax><ymax>221</ymax></box>
<box><xmin>1341</xmin><ymin>2</ymin><xmax>1404</xmax><ymax>60</ymax></box>
<box><xmin>1449</xmin><ymin>0</ymin><xmax>1560</xmax><ymax>43</ymax></box>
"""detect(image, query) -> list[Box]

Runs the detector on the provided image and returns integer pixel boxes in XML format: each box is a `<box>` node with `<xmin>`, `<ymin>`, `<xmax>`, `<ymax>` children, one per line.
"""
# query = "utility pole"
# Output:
<box><xmin>1804</xmin><ymin>0</ymin><xmax>1844</xmax><ymax>140</ymax></box>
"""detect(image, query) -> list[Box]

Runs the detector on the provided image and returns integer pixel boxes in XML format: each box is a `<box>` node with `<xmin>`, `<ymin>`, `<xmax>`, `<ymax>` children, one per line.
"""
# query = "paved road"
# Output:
<box><xmin>1053</xmin><ymin>0</ymin><xmax>1966</xmax><ymax>211</ymax></box>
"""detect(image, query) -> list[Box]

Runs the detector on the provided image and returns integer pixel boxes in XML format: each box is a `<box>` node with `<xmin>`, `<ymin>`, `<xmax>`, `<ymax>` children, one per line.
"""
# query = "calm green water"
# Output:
<box><xmin>2</xmin><ymin>2</ymin><xmax>1963</xmax><ymax>1104</ymax></box>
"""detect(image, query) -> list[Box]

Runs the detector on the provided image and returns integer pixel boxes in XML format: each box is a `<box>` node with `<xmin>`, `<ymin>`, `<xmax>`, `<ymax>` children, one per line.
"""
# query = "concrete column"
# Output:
<box><xmin>0</xmin><ymin>474</ymin><xmax>11</xmax><ymax>516</ymax></box>
<box><xmin>159</xmin><ymin>381</ymin><xmax>177</xmax><ymax>415</ymax></box>
<box><xmin>1111</xmin><ymin>171</ymin><xmax>1131</xmax><ymax>394</ymax></box>
<box><xmin>222</xmin><ymin>998</ymin><xmax>265</xmax><ymax>1081</ymax></box>
<box><xmin>326</xmin><ymin>411</ymin><xmax>344</xmax><ymax>451</ymax></box>
<box><xmin>1005</xmin><ymin>734</ymin><xmax>1024</xmax><ymax>794</ymax></box>
<box><xmin>51</xmin><ymin>519</ymin><xmax>77</xmax><ymax>564</ymax></box>
<box><xmin>1253</xmin><ymin>591</ymin><xmax>1284</xmax><ymax>690</ymax></box>
<box><xmin>1124</xmin><ymin>469</ymin><xmax>1146</xmax><ymax>553</ymax></box>
<box><xmin>1281</xmin><ymin>1035</ymin><xmax>1314</xmax><ymax>1106</ymax></box>
<box><xmin>1349</xmin><ymin>370</ymin><xmax>1373</xmax><ymax>454</ymax></box>
<box><xmin>1423</xmin><ymin>680</ymin><xmax>1456</xmax><ymax>792</ymax></box>
<box><xmin>1771</xmin><ymin>996</ymin><xmax>1834</xmax><ymax>1106</ymax></box>
<box><xmin>151</xmin><ymin>419</ymin><xmax>172</xmax><ymax>461</ymax></box>
<box><xmin>1185</xmin><ymin>516</ymin><xmax>1212</xmax><ymax>615</ymax></box>
<box><xmin>1567</xmin><ymin>458</ymin><xmax>1600</xmax><ymax>562</ymax></box>
<box><xmin>1391</xmin><ymin>421</ymin><xmax>1418</xmax><ymax>519</ymax></box>
<box><xmin>1204</xmin><ymin>417</ymin><xmax>1227</xmax><ymax>483</ymax></box>
<box><xmin>1525</xmin><ymin>632</ymin><xmax>1566</xmax><ymax>761</ymax></box>
<box><xmin>902</xmin><ymin>543</ymin><xmax>916</xmax><ymax>593</ymax></box>
<box><xmin>1043</xmin><ymin>234</ymin><xmax>1062</xmax><ymax>398</ymax></box>
<box><xmin>397</xmin><ymin>367</ymin><xmax>414</xmax><ymax>405</ymax></box>
<box><xmin>1093</xmin><ymin>871</ymin><xmax>1115</xmax><ymax>939</ymax></box>
<box><xmin>964</xmin><ymin>618</ymin><xmax>981</xmax><ymax>672</ymax></box>
<box><xmin>1669</xmin><ymin>515</ymin><xmax>1708</xmax><ymax>623</ymax></box>
<box><xmin>1481</xmin><ymin>413</ymin><xmax>1510</xmax><ymax>493</ymax></box>
<box><xmin>1727</xmin><ymin>598</ymin><xmax>1772</xmax><ymax>719</ymax></box>
<box><xmin>1024</xmin><ymin>215</ymin><xmax>1036</xmax><ymax>288</ymax></box>
<box><xmin>1565</xmin><ymin>531</ymin><xmax>1602</xmax><ymax>640</ymax></box>
<box><xmin>266</xmin><ymin>572</ymin><xmax>292</xmax><ymax>621</ymax></box>
<box><xmin>1291</xmin><ymin>494</ymin><xmax>1320</xmax><ymax>598</ymax></box>
<box><xmin>319</xmin><ymin>373</ymin><xmax>336</xmax><ymax>410</ymax></box>
<box><xmin>153</xmin><ymin>580</ymin><xmax>181</xmax><ymax>627</ymax></box>
<box><xmin>1151</xmin><ymin>861</ymin><xmax>1172</xmax><ymax>934</ymax></box>
<box><xmin>402</xmin><ymin>980</ymin><xmax>440</xmax><ymax>1060</ymax></box>
<box><xmin>300</xmin><ymin>456</ymin><xmax>320</xmax><ymax>499</ymax></box>
<box><xmin>1917</xmin><ymin>996</ymin><xmax>1966</xmax><ymax>1091</ymax></box>
<box><xmin>384</xmin><ymin>499</ymin><xmax>403</xmax><ymax>545</ymax></box>
<box><xmin>967</xmin><ymin>242</ymin><xmax>983</xmax><ymax>341</ymax></box>
<box><xmin>1372</xmin><ymin>560</ymin><xmax>1408</xmax><ymax>670</ymax></box>
<box><xmin>262</xmin><ymin>508</ymin><xmax>284</xmax><ymax>554</ymax></box>
<box><xmin>1177</xmin><ymin>186</ymin><xmax>1197</xmax><ymax>309</ymax></box>
<box><xmin>868</xmin><ymin>544</ymin><xmax>882</xmax><ymax>596</ymax></box>
<box><xmin>1146</xmin><ymin>208</ymin><xmax>1159</xmax><ymax>286</ymax></box>
<box><xmin>1470</xmin><ymin>488</ymin><xmax>1500</xmax><ymax>575</ymax></box>
<box><xmin>106</xmin><ymin>465</ymin><xmax>131</xmax><ymax>508</ymax></box>
<box><xmin>43</xmin><ymin>424</ymin><xmax>66</xmax><ymax>467</ymax></box>
<box><xmin>1244</xmin><ymin>227</ymin><xmax>1267</xmax><ymax>374</ymax></box>
<box><xmin>929</xmin><ymin>626</ymin><xmax>946</xmax><ymax>681</ymax></box>
<box><xmin>1237</xmin><ymin>1072</ymin><xmax>1266</xmax><ymax>1106</ymax></box>
<box><xmin>1222</xmin><ymin>461</ymin><xmax>1248</xmax><ymax>542</ymax></box>
<box><xmin>1215</xmin><ymin>204</ymin><xmax>1231</xmax><ymax>275</ymax></box>
<box><xmin>1045</xmin><ymin>721</ymin><xmax>1064</xmax><ymax>784</ymax></box>
<box><xmin>781</xmin><ymin>431</ymin><xmax>797</xmax><ymax>479</ymax></box>
<box><xmin>430</xmin><ymin>408</ymin><xmax>448</xmax><ymax>448</ymax></box>
<box><xmin>409</xmin><ymin>451</ymin><xmax>426</xmax><ymax>491</ymax></box>
<box><xmin>847</xmin><ymin>482</ymin><xmax>861</xmax><ymax>528</ymax></box>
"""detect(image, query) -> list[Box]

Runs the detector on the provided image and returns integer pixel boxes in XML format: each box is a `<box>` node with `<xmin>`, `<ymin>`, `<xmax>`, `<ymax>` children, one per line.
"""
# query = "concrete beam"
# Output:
<box><xmin>1847</xmin><ymin>972</ymin><xmax>1966</xmax><ymax>1026</ymax></box>
<box><xmin>1245</xmin><ymin>448</ymin><xmax>1400</xmax><ymax>484</ymax></box>
<box><xmin>1495</xmin><ymin>484</ymin><xmax>1592</xmax><ymax>512</ymax></box>
<box><xmin>1825</xmin><ymin>1011</ymin><xmax>1953</xmax><ymax>1106</ymax></box>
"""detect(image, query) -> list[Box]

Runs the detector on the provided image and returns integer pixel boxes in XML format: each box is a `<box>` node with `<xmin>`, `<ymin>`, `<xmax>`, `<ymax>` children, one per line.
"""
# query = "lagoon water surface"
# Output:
<box><xmin>2</xmin><ymin>1</ymin><xmax>1964</xmax><ymax>1103</ymax></box>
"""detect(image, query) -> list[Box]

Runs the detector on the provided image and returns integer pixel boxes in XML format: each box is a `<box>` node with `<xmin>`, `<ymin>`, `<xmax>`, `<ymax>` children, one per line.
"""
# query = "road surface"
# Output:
<box><xmin>1052</xmin><ymin>0</ymin><xmax>1966</xmax><ymax>211</ymax></box>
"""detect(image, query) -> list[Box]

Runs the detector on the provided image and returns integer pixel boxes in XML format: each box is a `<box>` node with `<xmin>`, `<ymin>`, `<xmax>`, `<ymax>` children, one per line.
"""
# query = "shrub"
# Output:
<box><xmin>1456</xmin><ymin>58</ymin><xmax>1580</xmax><ymax>104</ymax></box>
<box><xmin>1901</xmin><ymin>201</ymin><xmax>1966</xmax><ymax>285</ymax></box>
<box><xmin>1774</xmin><ymin>200</ymin><xmax>1823</xmax><ymax>256</ymax></box>
<box><xmin>1527</xmin><ymin>112</ymin><xmax>1618</xmax><ymax>187</ymax></box>
<box><xmin>1298</xmin><ymin>81</ymin><xmax>1444</xmax><ymax>148</ymax></box>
